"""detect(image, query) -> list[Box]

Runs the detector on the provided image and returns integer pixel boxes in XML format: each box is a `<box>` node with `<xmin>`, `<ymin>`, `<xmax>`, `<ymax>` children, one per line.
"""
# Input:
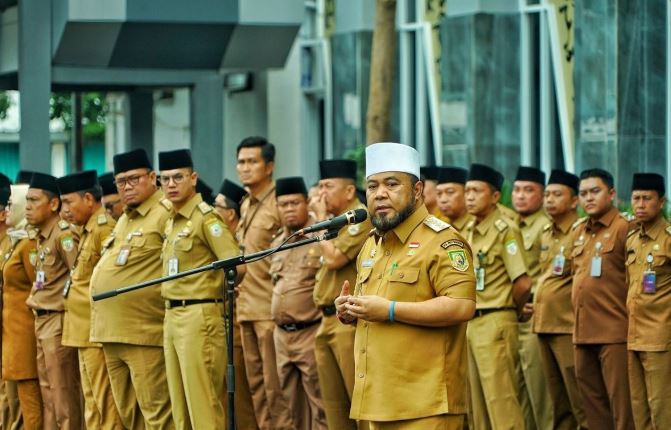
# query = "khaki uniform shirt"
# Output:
<box><xmin>90</xmin><ymin>190</ymin><xmax>172</xmax><ymax>346</ymax></box>
<box><xmin>162</xmin><ymin>193</ymin><xmax>238</xmax><ymax>300</ymax></box>
<box><xmin>571</xmin><ymin>206</ymin><xmax>631</xmax><ymax>344</ymax></box>
<box><xmin>62</xmin><ymin>207</ymin><xmax>115</xmax><ymax>348</ymax></box>
<box><xmin>236</xmin><ymin>183</ymin><xmax>280</xmax><ymax>321</ymax></box>
<box><xmin>518</xmin><ymin>208</ymin><xmax>551</xmax><ymax>285</ymax></box>
<box><xmin>498</xmin><ymin>203</ymin><xmax>518</xmax><ymax>222</ymax></box>
<box><xmin>350</xmin><ymin>205</ymin><xmax>475</xmax><ymax>421</ymax></box>
<box><xmin>533</xmin><ymin>212</ymin><xmax>578</xmax><ymax>334</ymax></box>
<box><xmin>26</xmin><ymin>217</ymin><xmax>78</xmax><ymax>311</ymax></box>
<box><xmin>448</xmin><ymin>212</ymin><xmax>474</xmax><ymax>235</ymax></box>
<box><xmin>625</xmin><ymin>216</ymin><xmax>671</xmax><ymax>351</ymax></box>
<box><xmin>0</xmin><ymin>232</ymin><xmax>10</xmax><ymax>286</ymax></box>
<box><xmin>270</xmin><ymin>219</ymin><xmax>323</xmax><ymax>325</ymax></box>
<box><xmin>466</xmin><ymin>208</ymin><xmax>528</xmax><ymax>309</ymax></box>
<box><xmin>313</xmin><ymin>200</ymin><xmax>372</xmax><ymax>307</ymax></box>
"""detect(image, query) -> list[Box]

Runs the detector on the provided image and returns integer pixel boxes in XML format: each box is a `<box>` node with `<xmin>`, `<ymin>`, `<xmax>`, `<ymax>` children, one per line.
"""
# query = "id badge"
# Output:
<box><xmin>551</xmin><ymin>254</ymin><xmax>566</xmax><ymax>276</ymax></box>
<box><xmin>168</xmin><ymin>257</ymin><xmax>179</xmax><ymax>276</ymax></box>
<box><xmin>476</xmin><ymin>267</ymin><xmax>486</xmax><ymax>291</ymax></box>
<box><xmin>590</xmin><ymin>256</ymin><xmax>602</xmax><ymax>277</ymax></box>
<box><xmin>63</xmin><ymin>278</ymin><xmax>72</xmax><ymax>298</ymax></box>
<box><xmin>115</xmin><ymin>246</ymin><xmax>131</xmax><ymax>266</ymax></box>
<box><xmin>642</xmin><ymin>270</ymin><xmax>657</xmax><ymax>294</ymax></box>
<box><xmin>35</xmin><ymin>270</ymin><xmax>45</xmax><ymax>290</ymax></box>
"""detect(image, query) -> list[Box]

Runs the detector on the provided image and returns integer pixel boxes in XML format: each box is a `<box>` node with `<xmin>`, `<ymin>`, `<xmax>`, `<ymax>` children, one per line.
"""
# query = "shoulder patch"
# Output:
<box><xmin>97</xmin><ymin>214</ymin><xmax>108</xmax><ymax>225</ymax></box>
<box><xmin>494</xmin><ymin>219</ymin><xmax>508</xmax><ymax>232</ymax></box>
<box><xmin>160</xmin><ymin>199</ymin><xmax>172</xmax><ymax>210</ymax></box>
<box><xmin>571</xmin><ymin>217</ymin><xmax>587</xmax><ymax>230</ymax></box>
<box><xmin>205</xmin><ymin>217</ymin><xmax>224</xmax><ymax>238</ymax></box>
<box><xmin>666</xmin><ymin>225</ymin><xmax>671</xmax><ymax>236</ymax></box>
<box><xmin>198</xmin><ymin>201</ymin><xmax>213</xmax><ymax>214</ymax></box>
<box><xmin>441</xmin><ymin>239</ymin><xmax>464</xmax><ymax>249</ymax></box>
<box><xmin>58</xmin><ymin>219</ymin><xmax>70</xmax><ymax>230</ymax></box>
<box><xmin>423</xmin><ymin>216</ymin><xmax>451</xmax><ymax>232</ymax></box>
<box><xmin>447</xmin><ymin>249</ymin><xmax>469</xmax><ymax>272</ymax></box>
<box><xmin>61</xmin><ymin>235</ymin><xmax>75</xmax><ymax>252</ymax></box>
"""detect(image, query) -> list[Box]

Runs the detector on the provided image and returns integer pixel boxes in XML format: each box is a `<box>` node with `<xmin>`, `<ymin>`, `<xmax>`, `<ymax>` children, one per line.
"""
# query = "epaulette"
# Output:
<box><xmin>666</xmin><ymin>225</ymin><xmax>671</xmax><ymax>236</ymax></box>
<box><xmin>494</xmin><ymin>219</ymin><xmax>508</xmax><ymax>232</ymax></box>
<box><xmin>58</xmin><ymin>219</ymin><xmax>70</xmax><ymax>230</ymax></box>
<box><xmin>571</xmin><ymin>217</ymin><xmax>587</xmax><ymax>230</ymax></box>
<box><xmin>620</xmin><ymin>212</ymin><xmax>635</xmax><ymax>222</ymax></box>
<box><xmin>423</xmin><ymin>215</ymin><xmax>450</xmax><ymax>232</ymax></box>
<box><xmin>97</xmin><ymin>214</ymin><xmax>108</xmax><ymax>225</ymax></box>
<box><xmin>542</xmin><ymin>223</ymin><xmax>552</xmax><ymax>232</ymax></box>
<box><xmin>198</xmin><ymin>201</ymin><xmax>213</xmax><ymax>214</ymax></box>
<box><xmin>160</xmin><ymin>199</ymin><xmax>172</xmax><ymax>210</ymax></box>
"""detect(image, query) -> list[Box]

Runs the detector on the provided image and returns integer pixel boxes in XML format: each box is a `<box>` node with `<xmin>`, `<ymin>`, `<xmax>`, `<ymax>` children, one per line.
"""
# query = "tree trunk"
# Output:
<box><xmin>365</xmin><ymin>0</ymin><xmax>397</xmax><ymax>145</ymax></box>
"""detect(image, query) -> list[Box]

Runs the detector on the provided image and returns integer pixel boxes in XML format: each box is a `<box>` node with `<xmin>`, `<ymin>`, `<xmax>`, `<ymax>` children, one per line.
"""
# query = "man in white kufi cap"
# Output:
<box><xmin>335</xmin><ymin>142</ymin><xmax>476</xmax><ymax>430</ymax></box>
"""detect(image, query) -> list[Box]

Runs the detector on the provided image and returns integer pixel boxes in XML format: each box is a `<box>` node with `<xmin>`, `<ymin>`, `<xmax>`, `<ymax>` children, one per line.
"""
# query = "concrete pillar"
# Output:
<box><xmin>18</xmin><ymin>0</ymin><xmax>52</xmax><ymax>173</ymax></box>
<box><xmin>127</xmin><ymin>92</ymin><xmax>155</xmax><ymax>157</ymax></box>
<box><xmin>190</xmin><ymin>75</ymin><xmax>224</xmax><ymax>186</ymax></box>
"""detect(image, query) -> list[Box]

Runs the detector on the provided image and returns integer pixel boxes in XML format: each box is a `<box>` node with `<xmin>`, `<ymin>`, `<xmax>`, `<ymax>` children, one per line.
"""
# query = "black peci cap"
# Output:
<box><xmin>276</xmin><ymin>177</ymin><xmax>308</xmax><ymax>197</ymax></box>
<box><xmin>547</xmin><ymin>169</ymin><xmax>580</xmax><ymax>194</ymax></box>
<box><xmin>437</xmin><ymin>167</ymin><xmax>468</xmax><ymax>185</ymax></box>
<box><xmin>98</xmin><ymin>172</ymin><xmax>117</xmax><ymax>196</ymax></box>
<box><xmin>15</xmin><ymin>170</ymin><xmax>35</xmax><ymax>185</ymax></box>
<box><xmin>467</xmin><ymin>164</ymin><xmax>504</xmax><ymax>191</ymax></box>
<box><xmin>319</xmin><ymin>160</ymin><xmax>357</xmax><ymax>180</ymax></box>
<box><xmin>219</xmin><ymin>179</ymin><xmax>246</xmax><ymax>204</ymax></box>
<box><xmin>158</xmin><ymin>149</ymin><xmax>193</xmax><ymax>171</ymax></box>
<box><xmin>420</xmin><ymin>166</ymin><xmax>441</xmax><ymax>182</ymax></box>
<box><xmin>113</xmin><ymin>149</ymin><xmax>152</xmax><ymax>175</ymax></box>
<box><xmin>632</xmin><ymin>173</ymin><xmax>665</xmax><ymax>197</ymax></box>
<box><xmin>29</xmin><ymin>172</ymin><xmax>59</xmax><ymax>195</ymax></box>
<box><xmin>56</xmin><ymin>170</ymin><xmax>99</xmax><ymax>195</ymax></box>
<box><xmin>196</xmin><ymin>179</ymin><xmax>215</xmax><ymax>205</ymax></box>
<box><xmin>0</xmin><ymin>188</ymin><xmax>9</xmax><ymax>206</ymax></box>
<box><xmin>515</xmin><ymin>166</ymin><xmax>546</xmax><ymax>185</ymax></box>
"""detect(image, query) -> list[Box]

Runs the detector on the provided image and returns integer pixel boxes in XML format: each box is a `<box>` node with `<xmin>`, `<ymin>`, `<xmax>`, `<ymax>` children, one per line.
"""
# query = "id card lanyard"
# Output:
<box><xmin>642</xmin><ymin>253</ymin><xmax>657</xmax><ymax>294</ymax></box>
<box><xmin>552</xmin><ymin>246</ymin><xmax>566</xmax><ymax>276</ymax></box>
<box><xmin>590</xmin><ymin>241</ymin><xmax>602</xmax><ymax>277</ymax></box>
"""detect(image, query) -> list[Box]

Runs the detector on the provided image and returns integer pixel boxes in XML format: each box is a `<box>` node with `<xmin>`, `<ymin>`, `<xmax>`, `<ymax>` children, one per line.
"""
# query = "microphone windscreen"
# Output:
<box><xmin>353</xmin><ymin>208</ymin><xmax>368</xmax><ymax>222</ymax></box>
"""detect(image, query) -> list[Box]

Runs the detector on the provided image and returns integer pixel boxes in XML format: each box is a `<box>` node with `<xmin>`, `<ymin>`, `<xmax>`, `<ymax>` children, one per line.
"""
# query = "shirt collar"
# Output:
<box><xmin>250</xmin><ymin>181</ymin><xmax>275</xmax><ymax>204</ymax></box>
<box><xmin>520</xmin><ymin>208</ymin><xmax>545</xmax><ymax>227</ymax></box>
<box><xmin>452</xmin><ymin>211</ymin><xmax>470</xmax><ymax>230</ymax></box>
<box><xmin>175</xmin><ymin>193</ymin><xmax>202</xmax><ymax>219</ymax></box>
<box><xmin>84</xmin><ymin>206</ymin><xmax>106</xmax><ymax>233</ymax></box>
<box><xmin>386</xmin><ymin>204</ymin><xmax>429</xmax><ymax>244</ymax></box>
<box><xmin>475</xmin><ymin>207</ymin><xmax>500</xmax><ymax>235</ymax></box>
<box><xmin>553</xmin><ymin>211</ymin><xmax>578</xmax><ymax>234</ymax></box>
<box><xmin>127</xmin><ymin>189</ymin><xmax>163</xmax><ymax>218</ymax></box>
<box><xmin>37</xmin><ymin>216</ymin><xmax>59</xmax><ymax>240</ymax></box>
<box><xmin>587</xmin><ymin>206</ymin><xmax>618</xmax><ymax>230</ymax></box>
<box><xmin>640</xmin><ymin>215</ymin><xmax>666</xmax><ymax>241</ymax></box>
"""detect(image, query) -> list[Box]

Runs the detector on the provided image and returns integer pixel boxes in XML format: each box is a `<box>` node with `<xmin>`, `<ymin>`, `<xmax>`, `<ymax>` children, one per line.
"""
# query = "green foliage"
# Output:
<box><xmin>344</xmin><ymin>144</ymin><xmax>366</xmax><ymax>187</ymax></box>
<box><xmin>0</xmin><ymin>92</ymin><xmax>10</xmax><ymax>120</ymax></box>
<box><xmin>50</xmin><ymin>92</ymin><xmax>108</xmax><ymax>141</ymax></box>
<box><xmin>499</xmin><ymin>180</ymin><xmax>513</xmax><ymax>209</ymax></box>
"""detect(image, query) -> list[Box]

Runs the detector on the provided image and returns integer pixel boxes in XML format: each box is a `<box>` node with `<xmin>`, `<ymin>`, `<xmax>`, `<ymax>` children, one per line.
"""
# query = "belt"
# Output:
<box><xmin>32</xmin><ymin>309</ymin><xmax>62</xmax><ymax>317</ymax></box>
<box><xmin>473</xmin><ymin>308</ymin><xmax>515</xmax><ymax>318</ymax></box>
<box><xmin>320</xmin><ymin>305</ymin><xmax>337</xmax><ymax>317</ymax></box>
<box><xmin>165</xmin><ymin>299</ymin><xmax>222</xmax><ymax>309</ymax></box>
<box><xmin>277</xmin><ymin>319</ymin><xmax>322</xmax><ymax>332</ymax></box>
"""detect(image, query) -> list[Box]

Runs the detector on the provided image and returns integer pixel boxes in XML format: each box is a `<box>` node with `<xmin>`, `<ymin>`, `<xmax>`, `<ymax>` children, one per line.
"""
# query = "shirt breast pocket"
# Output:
<box><xmin>174</xmin><ymin>238</ymin><xmax>193</xmax><ymax>254</ymax></box>
<box><xmin>387</xmin><ymin>267</ymin><xmax>420</xmax><ymax>302</ymax></box>
<box><xmin>355</xmin><ymin>268</ymin><xmax>373</xmax><ymax>295</ymax></box>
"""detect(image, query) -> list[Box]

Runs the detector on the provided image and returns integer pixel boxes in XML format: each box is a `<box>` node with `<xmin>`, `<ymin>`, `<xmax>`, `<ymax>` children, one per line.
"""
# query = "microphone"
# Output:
<box><xmin>299</xmin><ymin>208</ymin><xmax>368</xmax><ymax>235</ymax></box>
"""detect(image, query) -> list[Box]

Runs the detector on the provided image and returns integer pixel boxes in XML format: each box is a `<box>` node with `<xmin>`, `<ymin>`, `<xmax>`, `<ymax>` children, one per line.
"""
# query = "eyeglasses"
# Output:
<box><xmin>104</xmin><ymin>200</ymin><xmax>121</xmax><ymax>211</ymax></box>
<box><xmin>114</xmin><ymin>173</ymin><xmax>149</xmax><ymax>189</ymax></box>
<box><xmin>159</xmin><ymin>173</ymin><xmax>188</xmax><ymax>186</ymax></box>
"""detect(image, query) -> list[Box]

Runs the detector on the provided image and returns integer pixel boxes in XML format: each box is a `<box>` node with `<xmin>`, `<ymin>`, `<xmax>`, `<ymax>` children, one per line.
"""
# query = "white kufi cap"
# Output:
<box><xmin>365</xmin><ymin>142</ymin><xmax>420</xmax><ymax>179</ymax></box>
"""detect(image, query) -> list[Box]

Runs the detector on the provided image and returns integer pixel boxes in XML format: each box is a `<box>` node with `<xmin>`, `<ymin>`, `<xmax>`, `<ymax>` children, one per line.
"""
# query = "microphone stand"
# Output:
<box><xmin>92</xmin><ymin>228</ymin><xmax>340</xmax><ymax>430</ymax></box>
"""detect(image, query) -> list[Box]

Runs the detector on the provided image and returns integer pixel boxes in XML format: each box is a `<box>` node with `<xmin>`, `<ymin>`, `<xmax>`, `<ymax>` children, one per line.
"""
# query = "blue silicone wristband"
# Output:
<box><xmin>389</xmin><ymin>301</ymin><xmax>396</xmax><ymax>322</ymax></box>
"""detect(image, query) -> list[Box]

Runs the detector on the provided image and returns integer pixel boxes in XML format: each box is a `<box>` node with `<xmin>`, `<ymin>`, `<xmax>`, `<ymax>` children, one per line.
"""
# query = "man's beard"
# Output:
<box><xmin>371</xmin><ymin>196</ymin><xmax>416</xmax><ymax>232</ymax></box>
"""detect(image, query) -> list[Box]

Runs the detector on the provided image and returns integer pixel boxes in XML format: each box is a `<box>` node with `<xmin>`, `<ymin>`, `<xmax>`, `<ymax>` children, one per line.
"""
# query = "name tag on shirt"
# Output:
<box><xmin>361</xmin><ymin>259</ymin><xmax>374</xmax><ymax>268</ymax></box>
<box><xmin>642</xmin><ymin>270</ymin><xmax>657</xmax><ymax>294</ymax></box>
<box><xmin>551</xmin><ymin>254</ymin><xmax>565</xmax><ymax>276</ymax></box>
<box><xmin>590</xmin><ymin>256</ymin><xmax>602</xmax><ymax>277</ymax></box>
<box><xmin>115</xmin><ymin>246</ymin><xmax>131</xmax><ymax>266</ymax></box>
<box><xmin>476</xmin><ymin>267</ymin><xmax>485</xmax><ymax>291</ymax></box>
<box><xmin>35</xmin><ymin>270</ymin><xmax>45</xmax><ymax>290</ymax></box>
<box><xmin>168</xmin><ymin>257</ymin><xmax>179</xmax><ymax>276</ymax></box>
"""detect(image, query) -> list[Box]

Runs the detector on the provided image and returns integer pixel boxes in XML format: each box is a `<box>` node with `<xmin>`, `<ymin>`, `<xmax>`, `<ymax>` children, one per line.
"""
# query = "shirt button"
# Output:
<box><xmin>377</xmin><ymin>274</ymin><xmax>382</xmax><ymax>279</ymax></box>
<box><xmin>363</xmin><ymin>322</ymin><xmax>368</xmax><ymax>327</ymax></box>
<box><xmin>361</xmin><ymin>349</ymin><xmax>366</xmax><ymax>354</ymax></box>
<box><xmin>384</xmin><ymin>250</ymin><xmax>391</xmax><ymax>256</ymax></box>
<box><xmin>399</xmin><ymin>273</ymin><xmax>404</xmax><ymax>278</ymax></box>
<box><xmin>358</xmin><ymin>373</ymin><xmax>364</xmax><ymax>378</ymax></box>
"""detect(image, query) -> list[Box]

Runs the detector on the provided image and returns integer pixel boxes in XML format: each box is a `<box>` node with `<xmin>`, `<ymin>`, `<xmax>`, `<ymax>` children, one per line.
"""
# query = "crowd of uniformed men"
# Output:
<box><xmin>0</xmin><ymin>137</ymin><xmax>667</xmax><ymax>430</ymax></box>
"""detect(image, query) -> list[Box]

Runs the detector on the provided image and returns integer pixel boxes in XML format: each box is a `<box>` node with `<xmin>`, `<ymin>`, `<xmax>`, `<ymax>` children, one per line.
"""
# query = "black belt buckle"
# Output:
<box><xmin>282</xmin><ymin>323</ymin><xmax>299</xmax><ymax>332</ymax></box>
<box><xmin>321</xmin><ymin>305</ymin><xmax>336</xmax><ymax>316</ymax></box>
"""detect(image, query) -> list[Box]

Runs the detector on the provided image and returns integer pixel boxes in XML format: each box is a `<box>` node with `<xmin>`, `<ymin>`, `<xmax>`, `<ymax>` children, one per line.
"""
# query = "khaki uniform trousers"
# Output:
<box><xmin>537</xmin><ymin>334</ymin><xmax>587</xmax><ymax>430</ymax></box>
<box><xmin>78</xmin><ymin>347</ymin><xmax>124</xmax><ymax>430</ymax></box>
<box><xmin>34</xmin><ymin>312</ymin><xmax>83</xmax><ymax>430</ymax></box>
<box><xmin>274</xmin><ymin>324</ymin><xmax>327</xmax><ymax>430</ymax></box>
<box><xmin>0</xmin><ymin>379</ymin><xmax>22</xmax><ymax>430</ymax></box>
<box><xmin>222</xmin><ymin>312</ymin><xmax>259</xmax><ymax>430</ymax></box>
<box><xmin>466</xmin><ymin>310</ymin><xmax>525</xmax><ymax>430</ymax></box>
<box><xmin>517</xmin><ymin>320</ymin><xmax>553</xmax><ymax>430</ymax></box>
<box><xmin>16</xmin><ymin>379</ymin><xmax>42</xmax><ymax>430</ymax></box>
<box><xmin>103</xmin><ymin>342</ymin><xmax>174</xmax><ymax>430</ymax></box>
<box><xmin>314</xmin><ymin>315</ymin><xmax>363</xmax><ymax>430</ymax></box>
<box><xmin>368</xmin><ymin>414</ymin><xmax>465</xmax><ymax>430</ymax></box>
<box><xmin>628</xmin><ymin>350</ymin><xmax>671</xmax><ymax>430</ymax></box>
<box><xmin>240</xmin><ymin>320</ymin><xmax>294</xmax><ymax>430</ymax></box>
<box><xmin>574</xmin><ymin>343</ymin><xmax>634</xmax><ymax>430</ymax></box>
<box><xmin>164</xmin><ymin>303</ymin><xmax>226</xmax><ymax>430</ymax></box>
